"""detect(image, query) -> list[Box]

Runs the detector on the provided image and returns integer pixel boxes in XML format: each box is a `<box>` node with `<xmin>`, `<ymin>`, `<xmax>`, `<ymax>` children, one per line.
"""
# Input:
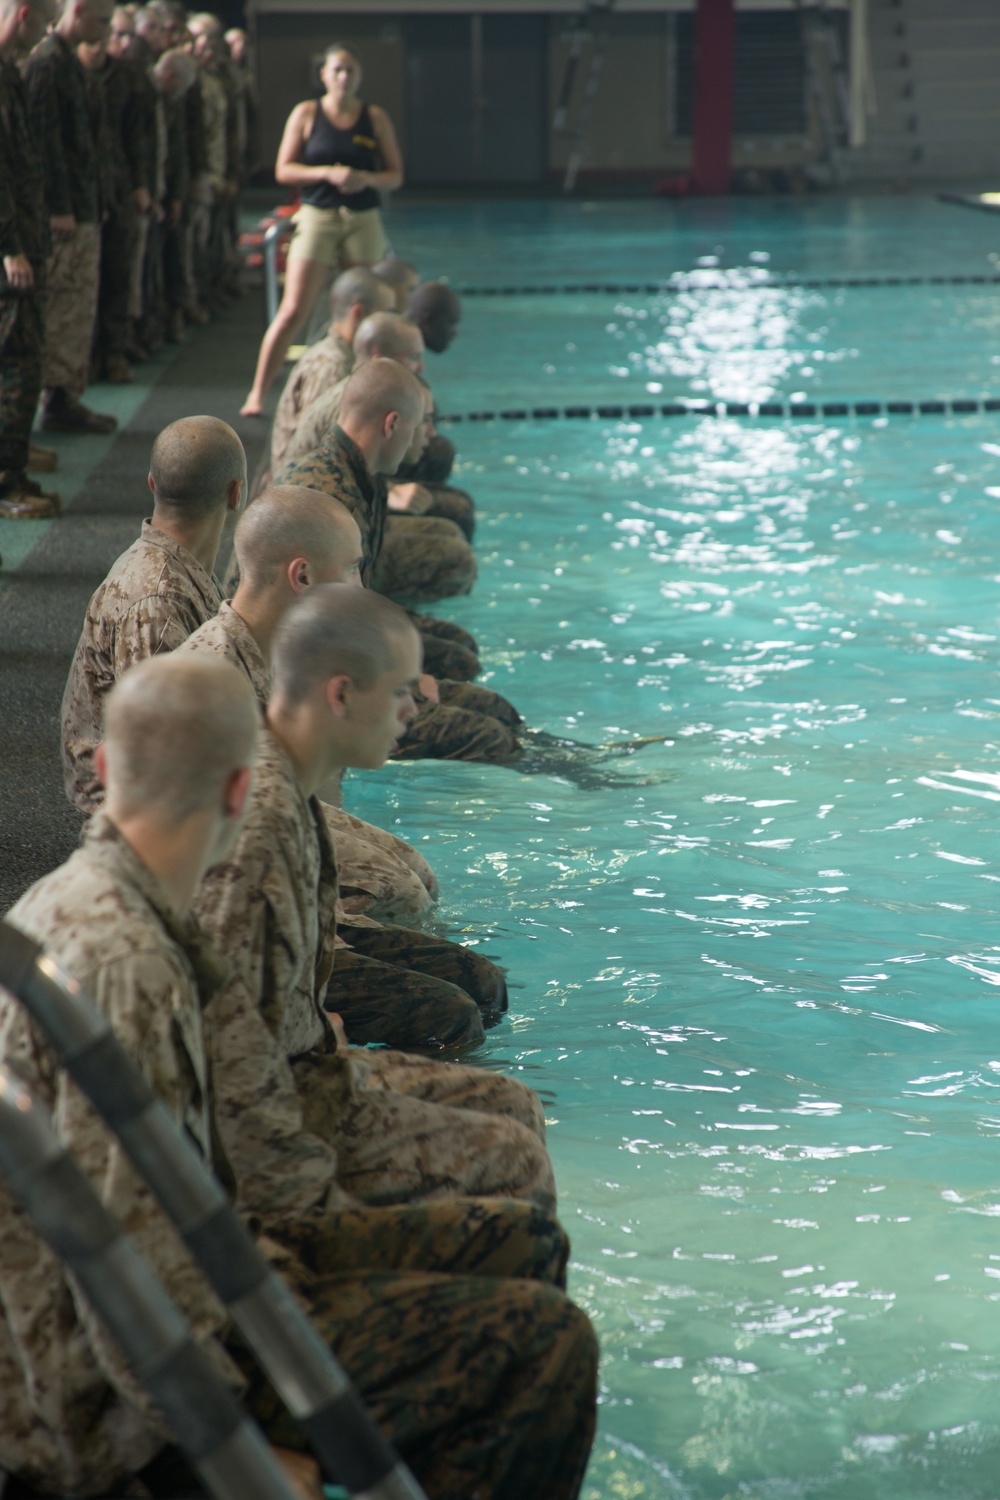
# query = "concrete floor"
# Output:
<box><xmin>0</xmin><ymin>294</ymin><xmax>271</xmax><ymax>913</ymax></box>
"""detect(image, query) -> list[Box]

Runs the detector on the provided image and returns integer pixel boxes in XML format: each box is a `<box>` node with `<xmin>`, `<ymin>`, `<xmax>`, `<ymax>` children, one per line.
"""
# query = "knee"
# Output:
<box><xmin>490</xmin><ymin>1076</ymin><xmax>547</xmax><ymax>1141</ymax></box>
<box><xmin>558</xmin><ymin>1301</ymin><xmax>600</xmax><ymax>1394</ymax></box>
<box><xmin>432</xmin><ymin>542</ymin><xmax>478</xmax><ymax>599</ymax></box>
<box><xmin>399</xmin><ymin>846</ymin><xmax>439</xmax><ymax>900</ymax></box>
<box><xmin>434</xmin><ymin>993</ymin><xmax>486</xmax><ymax>1050</ymax></box>
<box><xmin>467</xmin><ymin>959</ymin><xmax>507</xmax><ymax>1022</ymax></box>
<box><xmin>420</xmin><ymin>434</ymin><xmax>456</xmax><ymax>483</ymax></box>
<box><xmin>419</xmin><ymin>638</ymin><xmax>480</xmax><ymax>682</ymax></box>
<box><xmin>338</xmin><ymin>866</ymin><xmax>434</xmax><ymax>925</ymax></box>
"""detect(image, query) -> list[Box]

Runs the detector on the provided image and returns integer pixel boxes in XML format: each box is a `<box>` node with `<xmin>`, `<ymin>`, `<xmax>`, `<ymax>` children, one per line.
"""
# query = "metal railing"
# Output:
<box><xmin>0</xmin><ymin>1066</ymin><xmax>300</xmax><ymax>1500</ymax></box>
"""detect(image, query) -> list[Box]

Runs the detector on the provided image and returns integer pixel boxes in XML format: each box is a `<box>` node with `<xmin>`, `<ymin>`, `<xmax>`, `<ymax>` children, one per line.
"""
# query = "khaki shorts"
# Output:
<box><xmin>286</xmin><ymin>201</ymin><xmax>387</xmax><ymax>269</ymax></box>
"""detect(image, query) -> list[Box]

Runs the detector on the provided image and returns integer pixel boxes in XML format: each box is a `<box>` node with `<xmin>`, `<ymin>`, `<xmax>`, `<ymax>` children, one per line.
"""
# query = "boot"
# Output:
<box><xmin>136</xmin><ymin>315</ymin><xmax>164</xmax><ymax>353</ymax></box>
<box><xmin>39</xmin><ymin>388</ymin><xmax>117</xmax><ymax>435</ymax></box>
<box><xmin>103</xmin><ymin>355</ymin><xmax>135</xmax><ymax>385</ymax></box>
<box><xmin>165</xmin><ymin>308</ymin><xmax>187</xmax><ymax>344</ymax></box>
<box><xmin>125</xmin><ymin>320</ymin><xmax>150</xmax><ymax>362</ymax></box>
<box><xmin>0</xmin><ymin>470</ymin><xmax>61</xmax><ymax>517</ymax></box>
<box><xmin>27</xmin><ymin>442</ymin><xmax>58</xmax><ymax>473</ymax></box>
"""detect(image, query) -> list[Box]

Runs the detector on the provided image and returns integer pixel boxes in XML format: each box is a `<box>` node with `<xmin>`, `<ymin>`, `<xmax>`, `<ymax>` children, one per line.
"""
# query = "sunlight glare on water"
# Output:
<box><xmin>346</xmin><ymin>199</ymin><xmax>1000</xmax><ymax>1498</ymax></box>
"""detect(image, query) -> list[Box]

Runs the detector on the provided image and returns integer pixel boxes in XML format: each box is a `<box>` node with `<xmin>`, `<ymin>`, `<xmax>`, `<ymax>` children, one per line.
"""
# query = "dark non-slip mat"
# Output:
<box><xmin>0</xmin><ymin>294</ymin><xmax>271</xmax><ymax>912</ymax></box>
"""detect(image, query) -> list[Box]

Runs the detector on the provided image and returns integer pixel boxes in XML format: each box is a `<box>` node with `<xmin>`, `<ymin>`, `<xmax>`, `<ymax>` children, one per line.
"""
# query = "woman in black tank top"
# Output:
<box><xmin>241</xmin><ymin>43</ymin><xmax>403</xmax><ymax>415</ymax></box>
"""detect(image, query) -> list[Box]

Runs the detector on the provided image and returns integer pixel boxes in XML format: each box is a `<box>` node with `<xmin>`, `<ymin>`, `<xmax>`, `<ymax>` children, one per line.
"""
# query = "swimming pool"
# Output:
<box><xmin>348</xmin><ymin>198</ymin><xmax>1000</xmax><ymax>1498</ymax></box>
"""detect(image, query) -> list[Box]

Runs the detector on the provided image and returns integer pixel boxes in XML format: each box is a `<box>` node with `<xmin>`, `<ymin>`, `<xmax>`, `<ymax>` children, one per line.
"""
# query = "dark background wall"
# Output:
<box><xmin>247</xmin><ymin>2</ymin><xmax>1000</xmax><ymax>191</ymax></box>
<box><xmin>250</xmin><ymin>9</ymin><xmax>821</xmax><ymax>188</ymax></box>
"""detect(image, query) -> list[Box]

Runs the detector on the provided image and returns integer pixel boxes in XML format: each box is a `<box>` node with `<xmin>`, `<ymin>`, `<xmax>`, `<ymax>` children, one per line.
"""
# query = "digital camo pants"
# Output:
<box><xmin>332</xmin><ymin>919</ymin><xmax>507</xmax><ymax>1051</ymax></box>
<box><xmin>373</xmin><ymin>514</ymin><xmax>478</xmax><ymax>604</ymax></box>
<box><xmin>292</xmin><ymin>1047</ymin><xmax>556</xmax><ymax>1212</ymax></box>
<box><xmin>43</xmin><ymin>222</ymin><xmax>100</xmax><ymax>399</ymax></box>
<box><xmin>0</xmin><ymin>284</ymin><xmax>43</xmax><ymax>473</ymax></box>
<box><xmin>237</xmin><ymin>1197</ymin><xmax>597</xmax><ymax>1500</ymax></box>
<box><xmin>393</xmin><ymin>679</ymin><xmax>524</xmax><ymax>762</ymax></box>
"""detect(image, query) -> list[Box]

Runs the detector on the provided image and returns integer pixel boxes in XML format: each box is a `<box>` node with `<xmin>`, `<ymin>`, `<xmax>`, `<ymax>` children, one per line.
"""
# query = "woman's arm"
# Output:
<box><xmin>363</xmin><ymin>104</ymin><xmax>404</xmax><ymax>193</ymax></box>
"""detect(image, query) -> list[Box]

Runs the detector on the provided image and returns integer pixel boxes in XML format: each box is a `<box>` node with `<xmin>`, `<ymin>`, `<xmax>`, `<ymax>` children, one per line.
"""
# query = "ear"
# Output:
<box><xmin>147</xmin><ymin>471</ymin><xmax>155</xmax><ymax>495</ymax></box>
<box><xmin>227</xmin><ymin>475</ymin><xmax>245</xmax><ymax>514</ymax></box>
<box><xmin>383</xmin><ymin>409</ymin><xmax>400</xmax><ymax>441</ymax></box>
<box><xmin>286</xmin><ymin>556</ymin><xmax>311</xmax><ymax>593</ymax></box>
<box><xmin>222</xmin><ymin>764</ymin><xmax>253</xmax><ymax>821</ymax></box>
<box><xmin>325</xmin><ymin>672</ymin><xmax>352</xmax><ymax>719</ymax></box>
<box><xmin>93</xmin><ymin>740</ymin><xmax>109</xmax><ymax>788</ymax></box>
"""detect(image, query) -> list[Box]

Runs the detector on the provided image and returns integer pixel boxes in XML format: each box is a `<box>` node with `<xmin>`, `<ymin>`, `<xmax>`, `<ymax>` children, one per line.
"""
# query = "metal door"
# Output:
<box><xmin>404</xmin><ymin>13</ymin><xmax>546</xmax><ymax>184</ymax></box>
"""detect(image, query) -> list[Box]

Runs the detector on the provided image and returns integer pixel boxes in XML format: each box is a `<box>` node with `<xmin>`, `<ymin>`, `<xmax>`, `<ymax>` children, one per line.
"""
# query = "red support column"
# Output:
<box><xmin>691</xmin><ymin>0</ymin><xmax>736</xmax><ymax>195</ymax></box>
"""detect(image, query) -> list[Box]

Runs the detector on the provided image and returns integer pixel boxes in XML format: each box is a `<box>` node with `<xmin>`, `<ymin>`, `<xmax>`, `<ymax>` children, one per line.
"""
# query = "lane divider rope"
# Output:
<box><xmin>455</xmin><ymin>275</ymin><xmax>1000</xmax><ymax>296</ymax></box>
<box><xmin>439</xmin><ymin>397</ymin><xmax>1000</xmax><ymax>423</ymax></box>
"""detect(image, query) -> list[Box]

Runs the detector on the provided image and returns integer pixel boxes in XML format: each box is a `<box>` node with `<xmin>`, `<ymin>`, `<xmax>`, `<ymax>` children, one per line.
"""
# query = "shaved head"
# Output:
<box><xmin>155</xmin><ymin>44</ymin><xmax>197</xmax><ymax>91</ymax></box>
<box><xmin>353</xmin><ymin>312</ymin><xmax>423</xmax><ymax>371</ymax></box>
<box><xmin>407</xmin><ymin>281</ymin><xmax>462</xmax><ymax>353</ymax></box>
<box><xmin>61</xmin><ymin>0</ymin><xmax>113</xmax><ymax>45</ymax></box>
<box><xmin>372</xmin><ymin>256</ymin><xmax>419</xmax><ymax>312</ymax></box>
<box><xmin>329</xmin><ymin>267</ymin><xmax>393</xmax><ymax>324</ymax></box>
<box><xmin>272</xmin><ymin>584</ymin><xmax>416</xmax><ymax>706</ymax></box>
<box><xmin>339</xmin><ymin>357</ymin><xmax>424</xmax><ymax>433</ymax></box>
<box><xmin>402</xmin><ymin>381</ymin><xmax>435</xmax><ymax>467</ymax></box>
<box><xmin>1</xmin><ymin>0</ymin><xmax>50</xmax><ymax>37</ymax></box>
<box><xmin>236</xmin><ymin>485</ymin><xmax>362</xmax><ymax>588</ymax></box>
<box><xmin>187</xmin><ymin>9</ymin><xmax>220</xmax><ymax>33</ymax></box>
<box><xmin>372</xmin><ymin>255</ymin><xmax>418</xmax><ymax>289</ymax></box>
<box><xmin>150</xmin><ymin>416</ymin><xmax>246</xmax><ymax>515</ymax></box>
<box><xmin>104</xmin><ymin>655</ymin><xmax>258</xmax><ymax>822</ymax></box>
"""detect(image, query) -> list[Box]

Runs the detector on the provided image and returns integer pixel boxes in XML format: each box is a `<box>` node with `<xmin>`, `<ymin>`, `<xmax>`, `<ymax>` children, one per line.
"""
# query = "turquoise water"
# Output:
<box><xmin>348</xmin><ymin>199</ymin><xmax>1000</xmax><ymax>1498</ymax></box>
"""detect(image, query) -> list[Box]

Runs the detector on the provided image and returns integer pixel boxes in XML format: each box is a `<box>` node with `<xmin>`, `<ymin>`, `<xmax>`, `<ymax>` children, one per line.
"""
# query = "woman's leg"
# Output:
<box><xmin>338</xmin><ymin>207</ymin><xmax>387</xmax><ymax>271</ymax></box>
<box><xmin>240</xmin><ymin>253</ymin><xmax>330</xmax><ymax>415</ymax></box>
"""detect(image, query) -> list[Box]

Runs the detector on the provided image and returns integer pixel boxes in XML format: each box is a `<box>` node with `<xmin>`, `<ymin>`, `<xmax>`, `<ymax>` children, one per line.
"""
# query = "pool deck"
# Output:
<box><xmin>0</xmin><ymin>295</ymin><xmax>271</xmax><ymax>912</ymax></box>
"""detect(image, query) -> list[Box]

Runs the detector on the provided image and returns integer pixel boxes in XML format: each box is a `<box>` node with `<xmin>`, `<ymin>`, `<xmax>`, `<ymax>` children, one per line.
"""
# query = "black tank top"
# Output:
<box><xmin>301</xmin><ymin>101</ymin><xmax>381</xmax><ymax>211</ymax></box>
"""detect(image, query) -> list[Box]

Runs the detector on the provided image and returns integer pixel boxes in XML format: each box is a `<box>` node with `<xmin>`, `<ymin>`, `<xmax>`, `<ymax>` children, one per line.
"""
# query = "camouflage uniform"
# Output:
<box><xmin>194</xmin><ymin>65</ymin><xmax>228</xmax><ymax>302</ymax></box>
<box><xmin>182</xmin><ymin>75</ymin><xmax>207</xmax><ymax>315</ymax></box>
<box><xmin>21</xmin><ymin>33</ymin><xmax>101</xmax><ymax>400</ymax></box>
<box><xmin>179</xmin><ymin>601</ymin><xmax>440</xmax><ymax>925</ymax></box>
<box><xmin>397</xmin><ymin>431</ymin><xmax>456</xmax><ymax>486</ymax></box>
<box><xmin>218</xmin><ymin>57</ymin><xmax>243</xmax><ymax>296</ymax></box>
<box><xmin>418</xmin><ymin>482</ymin><xmax>476</xmax><ymax>541</ymax></box>
<box><xmin>279</xmin><ymin>376</ymin><xmax>348</xmax><ymax>465</ymax></box>
<box><xmin>410</xmin><ymin>611</ymin><xmax>481</xmax><ymax>681</ymax></box>
<box><xmin>373</xmin><ymin>512</ymin><xmax>478</xmax><ymax>603</ymax></box>
<box><xmin>91</xmin><ymin>55</ymin><xmax>145</xmax><ymax>374</ymax></box>
<box><xmin>0</xmin><ymin>816</ymin><xmax>237</xmax><ymax>1496</ymax></box>
<box><xmin>236</xmin><ymin>1257</ymin><xmax>597</xmax><ymax>1500</ymax></box>
<box><xmin>270</xmin><ymin>329</ymin><xmax>353</xmax><ymax>470</ymax></box>
<box><xmin>1</xmin><ymin>817</ymin><xmax>598</xmax><ymax>1500</ymax></box>
<box><xmin>394</xmin><ymin>432</ymin><xmax>476</xmax><ymax>539</ymax></box>
<box><xmin>0</xmin><ymin>57</ymin><xmax>46</xmax><ymax>477</ymax></box>
<box><xmin>275</xmin><ymin>423</ymin><xmax>386</xmax><ymax>588</ymax></box>
<box><xmin>160</xmin><ymin>86</ymin><xmax>191</xmax><ymax>326</ymax></box>
<box><xmin>276</xmin><ymin>427</ymin><xmax>524</xmax><ymax>762</ymax></box>
<box><xmin>123</xmin><ymin>44</ymin><xmax>157</xmax><ymax>329</ymax></box>
<box><xmin>396</xmin><ymin>679</ymin><xmax>523</xmax><ymax>761</ymax></box>
<box><xmin>280</xmin><ymin>392</ymin><xmax>478</xmax><ymax>605</ymax></box>
<box><xmin>61</xmin><ymin>519</ymin><xmax>223</xmax><ymax>813</ymax></box>
<box><xmin>192</xmin><ymin>728</ymin><xmax>556</xmax><ymax>1213</ymax></box>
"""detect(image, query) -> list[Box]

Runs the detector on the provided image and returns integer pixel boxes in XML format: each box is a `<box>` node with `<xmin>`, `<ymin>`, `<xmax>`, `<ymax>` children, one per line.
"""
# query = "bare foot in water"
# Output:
<box><xmin>240</xmin><ymin>397</ymin><xmax>264</xmax><ymax>417</ymax></box>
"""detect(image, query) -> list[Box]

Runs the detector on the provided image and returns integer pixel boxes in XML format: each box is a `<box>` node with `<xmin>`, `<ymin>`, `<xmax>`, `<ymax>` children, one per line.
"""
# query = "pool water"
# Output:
<box><xmin>346</xmin><ymin>198</ymin><xmax>1000</xmax><ymax>1498</ymax></box>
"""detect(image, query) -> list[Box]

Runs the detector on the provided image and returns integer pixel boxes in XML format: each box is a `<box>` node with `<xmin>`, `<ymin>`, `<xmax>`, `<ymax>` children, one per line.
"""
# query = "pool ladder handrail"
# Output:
<box><xmin>0</xmin><ymin>1065</ymin><xmax>301</xmax><ymax>1500</ymax></box>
